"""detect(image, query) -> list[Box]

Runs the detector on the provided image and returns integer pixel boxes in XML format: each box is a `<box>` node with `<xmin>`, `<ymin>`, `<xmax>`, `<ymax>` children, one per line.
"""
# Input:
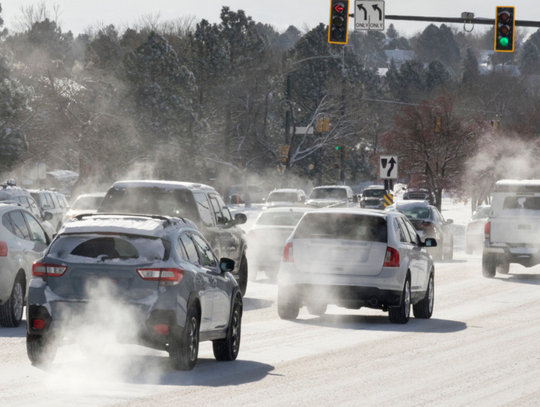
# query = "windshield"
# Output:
<box><xmin>363</xmin><ymin>189</ymin><xmax>385</xmax><ymax>198</ymax></box>
<box><xmin>398</xmin><ymin>206</ymin><xmax>431</xmax><ymax>220</ymax></box>
<box><xmin>98</xmin><ymin>187</ymin><xmax>199</xmax><ymax>221</ymax></box>
<box><xmin>294</xmin><ymin>213</ymin><xmax>387</xmax><ymax>242</ymax></box>
<box><xmin>309</xmin><ymin>188</ymin><xmax>347</xmax><ymax>200</ymax></box>
<box><xmin>472</xmin><ymin>206</ymin><xmax>491</xmax><ymax>220</ymax></box>
<box><xmin>267</xmin><ymin>192</ymin><xmax>297</xmax><ymax>203</ymax></box>
<box><xmin>256</xmin><ymin>211</ymin><xmax>305</xmax><ymax>226</ymax></box>
<box><xmin>72</xmin><ymin>195</ymin><xmax>105</xmax><ymax>210</ymax></box>
<box><xmin>48</xmin><ymin>233</ymin><xmax>170</xmax><ymax>262</ymax></box>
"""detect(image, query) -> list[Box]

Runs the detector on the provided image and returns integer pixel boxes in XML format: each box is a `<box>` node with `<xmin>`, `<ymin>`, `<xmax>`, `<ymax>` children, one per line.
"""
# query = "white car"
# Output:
<box><xmin>63</xmin><ymin>192</ymin><xmax>106</xmax><ymax>224</ymax></box>
<box><xmin>277</xmin><ymin>209</ymin><xmax>437</xmax><ymax>324</ymax></box>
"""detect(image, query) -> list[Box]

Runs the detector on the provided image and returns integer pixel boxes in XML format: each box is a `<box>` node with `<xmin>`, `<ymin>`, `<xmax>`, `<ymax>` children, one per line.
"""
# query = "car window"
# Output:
<box><xmin>192</xmin><ymin>234</ymin><xmax>218</xmax><ymax>267</ymax></box>
<box><xmin>23</xmin><ymin>213</ymin><xmax>48</xmax><ymax>244</ymax></box>
<box><xmin>2</xmin><ymin>214</ymin><xmax>14</xmax><ymax>234</ymax></box>
<box><xmin>310</xmin><ymin>188</ymin><xmax>348</xmax><ymax>199</ymax></box>
<box><xmin>402</xmin><ymin>218</ymin><xmax>420</xmax><ymax>245</ymax></box>
<box><xmin>266</xmin><ymin>192</ymin><xmax>297</xmax><ymax>203</ymax></box>
<box><xmin>179</xmin><ymin>234</ymin><xmax>199</xmax><ymax>264</ymax></box>
<box><xmin>394</xmin><ymin>218</ymin><xmax>408</xmax><ymax>243</ymax></box>
<box><xmin>432</xmin><ymin>208</ymin><xmax>444</xmax><ymax>222</ymax></box>
<box><xmin>72</xmin><ymin>195</ymin><xmax>105</xmax><ymax>210</ymax></box>
<box><xmin>295</xmin><ymin>213</ymin><xmax>387</xmax><ymax>242</ymax></box>
<box><xmin>256</xmin><ymin>211</ymin><xmax>305</xmax><ymax>226</ymax></box>
<box><xmin>363</xmin><ymin>189</ymin><xmax>385</xmax><ymax>198</ymax></box>
<box><xmin>55</xmin><ymin>195</ymin><xmax>65</xmax><ymax>209</ymax></box>
<box><xmin>399</xmin><ymin>206</ymin><xmax>430</xmax><ymax>220</ymax></box>
<box><xmin>8</xmin><ymin>211</ymin><xmax>31</xmax><ymax>240</ymax></box>
<box><xmin>27</xmin><ymin>197</ymin><xmax>42</xmax><ymax>218</ymax></box>
<box><xmin>210</xmin><ymin>194</ymin><xmax>232</xmax><ymax>224</ymax></box>
<box><xmin>193</xmin><ymin>193</ymin><xmax>214</xmax><ymax>227</ymax></box>
<box><xmin>45</xmin><ymin>193</ymin><xmax>56</xmax><ymax>208</ymax></box>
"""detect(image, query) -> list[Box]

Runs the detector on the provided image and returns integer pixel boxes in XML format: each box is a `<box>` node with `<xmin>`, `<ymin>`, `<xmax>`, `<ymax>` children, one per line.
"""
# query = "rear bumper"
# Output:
<box><xmin>484</xmin><ymin>241</ymin><xmax>540</xmax><ymax>267</ymax></box>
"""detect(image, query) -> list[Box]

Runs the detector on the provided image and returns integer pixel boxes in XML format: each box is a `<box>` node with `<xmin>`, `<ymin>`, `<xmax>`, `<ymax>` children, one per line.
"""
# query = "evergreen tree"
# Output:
<box><xmin>462</xmin><ymin>48</ymin><xmax>479</xmax><ymax>83</ymax></box>
<box><xmin>386</xmin><ymin>24</ymin><xmax>398</xmax><ymax>39</ymax></box>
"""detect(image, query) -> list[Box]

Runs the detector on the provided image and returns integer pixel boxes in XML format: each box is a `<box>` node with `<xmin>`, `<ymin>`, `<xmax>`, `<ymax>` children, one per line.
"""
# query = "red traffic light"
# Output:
<box><xmin>333</xmin><ymin>3</ymin><xmax>345</xmax><ymax>14</ymax></box>
<box><xmin>334</xmin><ymin>163</ymin><xmax>339</xmax><ymax>169</ymax></box>
<box><xmin>498</xmin><ymin>11</ymin><xmax>510</xmax><ymax>22</ymax></box>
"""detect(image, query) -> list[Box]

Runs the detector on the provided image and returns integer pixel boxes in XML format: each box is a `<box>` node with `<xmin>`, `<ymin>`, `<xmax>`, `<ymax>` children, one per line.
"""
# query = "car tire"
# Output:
<box><xmin>307</xmin><ymin>303</ymin><xmax>327</xmax><ymax>316</ymax></box>
<box><xmin>169</xmin><ymin>303</ymin><xmax>200</xmax><ymax>371</ymax></box>
<box><xmin>27</xmin><ymin>335</ymin><xmax>56</xmax><ymax>365</ymax></box>
<box><xmin>213</xmin><ymin>295</ymin><xmax>242</xmax><ymax>361</ymax></box>
<box><xmin>388</xmin><ymin>277</ymin><xmax>411</xmax><ymax>324</ymax></box>
<box><xmin>277</xmin><ymin>287</ymin><xmax>300</xmax><ymax>320</ymax></box>
<box><xmin>497</xmin><ymin>257</ymin><xmax>510</xmax><ymax>274</ymax></box>
<box><xmin>413</xmin><ymin>273</ymin><xmax>434</xmax><ymax>319</ymax></box>
<box><xmin>482</xmin><ymin>253</ymin><xmax>496</xmax><ymax>278</ymax></box>
<box><xmin>238</xmin><ymin>254</ymin><xmax>248</xmax><ymax>297</ymax></box>
<box><xmin>0</xmin><ymin>276</ymin><xmax>25</xmax><ymax>328</ymax></box>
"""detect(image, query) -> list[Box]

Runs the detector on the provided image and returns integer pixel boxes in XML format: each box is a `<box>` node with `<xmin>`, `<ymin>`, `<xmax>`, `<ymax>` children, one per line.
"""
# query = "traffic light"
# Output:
<box><xmin>316</xmin><ymin>117</ymin><xmax>324</xmax><ymax>132</ymax></box>
<box><xmin>328</xmin><ymin>1</ymin><xmax>349</xmax><ymax>44</ymax></box>
<box><xmin>494</xmin><ymin>6</ymin><xmax>515</xmax><ymax>52</ymax></box>
<box><xmin>323</xmin><ymin>117</ymin><xmax>330</xmax><ymax>131</ymax></box>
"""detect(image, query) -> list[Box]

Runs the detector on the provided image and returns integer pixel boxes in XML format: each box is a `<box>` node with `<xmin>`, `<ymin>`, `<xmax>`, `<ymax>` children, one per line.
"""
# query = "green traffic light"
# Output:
<box><xmin>335</xmin><ymin>146</ymin><xmax>340</xmax><ymax>150</ymax></box>
<box><xmin>499</xmin><ymin>37</ymin><xmax>509</xmax><ymax>47</ymax></box>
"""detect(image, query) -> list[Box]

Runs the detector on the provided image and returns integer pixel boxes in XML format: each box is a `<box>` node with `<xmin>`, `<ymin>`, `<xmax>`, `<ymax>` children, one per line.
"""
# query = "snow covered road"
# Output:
<box><xmin>2</xmin><ymin>199</ymin><xmax>540</xmax><ymax>406</ymax></box>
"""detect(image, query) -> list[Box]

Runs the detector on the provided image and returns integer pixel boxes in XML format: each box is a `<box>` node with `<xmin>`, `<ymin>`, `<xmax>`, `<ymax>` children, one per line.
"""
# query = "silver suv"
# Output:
<box><xmin>27</xmin><ymin>214</ymin><xmax>243</xmax><ymax>370</ymax></box>
<box><xmin>0</xmin><ymin>203</ymin><xmax>51</xmax><ymax>327</ymax></box>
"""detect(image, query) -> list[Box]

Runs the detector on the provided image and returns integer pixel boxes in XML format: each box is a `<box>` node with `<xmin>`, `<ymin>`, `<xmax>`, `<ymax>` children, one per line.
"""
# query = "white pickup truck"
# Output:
<box><xmin>483</xmin><ymin>180</ymin><xmax>540</xmax><ymax>277</ymax></box>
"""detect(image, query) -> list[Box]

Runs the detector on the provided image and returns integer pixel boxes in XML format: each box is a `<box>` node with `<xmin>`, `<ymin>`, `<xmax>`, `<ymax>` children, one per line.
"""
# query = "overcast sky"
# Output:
<box><xmin>3</xmin><ymin>0</ymin><xmax>539</xmax><ymax>37</ymax></box>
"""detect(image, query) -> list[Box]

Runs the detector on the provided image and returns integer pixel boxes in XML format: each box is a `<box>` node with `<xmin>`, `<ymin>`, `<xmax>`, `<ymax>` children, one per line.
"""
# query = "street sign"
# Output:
<box><xmin>380</xmin><ymin>155</ymin><xmax>398</xmax><ymax>179</ymax></box>
<box><xmin>383</xmin><ymin>193</ymin><xmax>393</xmax><ymax>208</ymax></box>
<box><xmin>354</xmin><ymin>0</ymin><xmax>385</xmax><ymax>31</ymax></box>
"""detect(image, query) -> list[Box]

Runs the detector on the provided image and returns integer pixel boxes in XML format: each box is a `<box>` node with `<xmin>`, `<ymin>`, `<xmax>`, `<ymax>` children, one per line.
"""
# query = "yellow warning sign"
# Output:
<box><xmin>383</xmin><ymin>193</ymin><xmax>393</xmax><ymax>208</ymax></box>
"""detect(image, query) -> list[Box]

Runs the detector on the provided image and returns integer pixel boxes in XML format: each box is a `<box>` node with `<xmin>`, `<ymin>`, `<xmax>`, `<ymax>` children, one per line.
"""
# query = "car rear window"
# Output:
<box><xmin>294</xmin><ymin>213</ymin><xmax>387</xmax><ymax>242</ymax></box>
<box><xmin>502</xmin><ymin>196</ymin><xmax>540</xmax><ymax>211</ymax></box>
<box><xmin>257</xmin><ymin>211</ymin><xmax>305</xmax><ymax>226</ymax></box>
<box><xmin>398</xmin><ymin>206</ymin><xmax>430</xmax><ymax>220</ymax></box>
<box><xmin>99</xmin><ymin>187</ymin><xmax>199</xmax><ymax>221</ymax></box>
<box><xmin>267</xmin><ymin>192</ymin><xmax>297</xmax><ymax>203</ymax></box>
<box><xmin>72</xmin><ymin>196</ymin><xmax>104</xmax><ymax>210</ymax></box>
<box><xmin>310</xmin><ymin>188</ymin><xmax>348</xmax><ymax>199</ymax></box>
<box><xmin>48</xmin><ymin>234</ymin><xmax>170</xmax><ymax>262</ymax></box>
<box><xmin>363</xmin><ymin>189</ymin><xmax>385</xmax><ymax>198</ymax></box>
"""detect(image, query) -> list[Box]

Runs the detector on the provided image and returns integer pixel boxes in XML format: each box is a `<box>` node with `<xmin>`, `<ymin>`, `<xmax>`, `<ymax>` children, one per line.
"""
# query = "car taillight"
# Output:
<box><xmin>137</xmin><ymin>268</ymin><xmax>184</xmax><ymax>286</ymax></box>
<box><xmin>32</xmin><ymin>262</ymin><xmax>67</xmax><ymax>277</ymax></box>
<box><xmin>32</xmin><ymin>319</ymin><xmax>46</xmax><ymax>330</ymax></box>
<box><xmin>283</xmin><ymin>242</ymin><xmax>293</xmax><ymax>262</ymax></box>
<box><xmin>484</xmin><ymin>221</ymin><xmax>491</xmax><ymax>241</ymax></box>
<box><xmin>383</xmin><ymin>247</ymin><xmax>400</xmax><ymax>267</ymax></box>
<box><xmin>0</xmin><ymin>241</ymin><xmax>7</xmax><ymax>257</ymax></box>
<box><xmin>417</xmin><ymin>221</ymin><xmax>433</xmax><ymax>229</ymax></box>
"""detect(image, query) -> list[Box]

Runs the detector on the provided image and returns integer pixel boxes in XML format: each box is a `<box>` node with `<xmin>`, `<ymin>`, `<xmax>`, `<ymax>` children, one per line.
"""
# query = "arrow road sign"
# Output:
<box><xmin>380</xmin><ymin>155</ymin><xmax>398</xmax><ymax>179</ymax></box>
<box><xmin>354</xmin><ymin>0</ymin><xmax>385</xmax><ymax>31</ymax></box>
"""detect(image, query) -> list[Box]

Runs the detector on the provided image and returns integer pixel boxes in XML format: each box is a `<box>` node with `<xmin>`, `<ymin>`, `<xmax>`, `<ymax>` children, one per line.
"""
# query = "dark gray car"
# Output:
<box><xmin>26</xmin><ymin>214</ymin><xmax>243</xmax><ymax>370</ymax></box>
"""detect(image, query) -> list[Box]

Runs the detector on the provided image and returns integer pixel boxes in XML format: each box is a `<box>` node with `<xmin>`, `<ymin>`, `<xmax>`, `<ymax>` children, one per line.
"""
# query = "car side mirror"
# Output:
<box><xmin>446</xmin><ymin>219</ymin><xmax>454</xmax><ymax>224</ymax></box>
<box><xmin>234</xmin><ymin>213</ymin><xmax>247</xmax><ymax>225</ymax></box>
<box><xmin>423</xmin><ymin>238</ymin><xmax>437</xmax><ymax>248</ymax></box>
<box><xmin>42</xmin><ymin>204</ymin><xmax>52</xmax><ymax>210</ymax></box>
<box><xmin>43</xmin><ymin>211</ymin><xmax>53</xmax><ymax>221</ymax></box>
<box><xmin>220</xmin><ymin>257</ymin><xmax>235</xmax><ymax>273</ymax></box>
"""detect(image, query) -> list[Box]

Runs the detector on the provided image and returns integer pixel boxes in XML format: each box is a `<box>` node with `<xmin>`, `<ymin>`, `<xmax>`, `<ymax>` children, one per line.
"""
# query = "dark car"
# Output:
<box><xmin>359</xmin><ymin>185</ymin><xmax>385</xmax><ymax>209</ymax></box>
<box><xmin>26</xmin><ymin>214</ymin><xmax>243</xmax><ymax>370</ymax></box>
<box><xmin>403</xmin><ymin>188</ymin><xmax>431</xmax><ymax>202</ymax></box>
<box><xmin>97</xmin><ymin>181</ymin><xmax>249</xmax><ymax>295</ymax></box>
<box><xmin>386</xmin><ymin>201</ymin><xmax>453</xmax><ymax>261</ymax></box>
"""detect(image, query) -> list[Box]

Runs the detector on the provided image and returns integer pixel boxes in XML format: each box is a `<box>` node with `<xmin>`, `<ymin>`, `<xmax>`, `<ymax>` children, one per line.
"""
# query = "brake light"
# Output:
<box><xmin>283</xmin><ymin>242</ymin><xmax>294</xmax><ymax>262</ymax></box>
<box><xmin>153</xmin><ymin>324</ymin><xmax>169</xmax><ymax>335</ymax></box>
<box><xmin>484</xmin><ymin>221</ymin><xmax>491</xmax><ymax>241</ymax></box>
<box><xmin>32</xmin><ymin>319</ymin><xmax>46</xmax><ymax>330</ymax></box>
<box><xmin>137</xmin><ymin>268</ymin><xmax>184</xmax><ymax>286</ymax></box>
<box><xmin>417</xmin><ymin>221</ymin><xmax>433</xmax><ymax>230</ymax></box>
<box><xmin>383</xmin><ymin>247</ymin><xmax>400</xmax><ymax>267</ymax></box>
<box><xmin>32</xmin><ymin>262</ymin><xmax>67</xmax><ymax>277</ymax></box>
<box><xmin>0</xmin><ymin>241</ymin><xmax>7</xmax><ymax>257</ymax></box>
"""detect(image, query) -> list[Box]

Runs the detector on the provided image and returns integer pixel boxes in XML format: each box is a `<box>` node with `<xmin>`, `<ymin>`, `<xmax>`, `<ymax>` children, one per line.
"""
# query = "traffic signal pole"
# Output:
<box><xmin>380</xmin><ymin>14</ymin><xmax>540</xmax><ymax>28</ymax></box>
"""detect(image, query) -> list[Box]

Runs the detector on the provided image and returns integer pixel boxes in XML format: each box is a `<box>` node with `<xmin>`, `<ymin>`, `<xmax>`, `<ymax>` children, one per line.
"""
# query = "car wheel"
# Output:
<box><xmin>497</xmin><ymin>257</ymin><xmax>510</xmax><ymax>274</ymax></box>
<box><xmin>27</xmin><ymin>334</ymin><xmax>56</xmax><ymax>365</ymax></box>
<box><xmin>0</xmin><ymin>276</ymin><xmax>25</xmax><ymax>328</ymax></box>
<box><xmin>482</xmin><ymin>253</ymin><xmax>496</xmax><ymax>278</ymax></box>
<box><xmin>238</xmin><ymin>254</ymin><xmax>248</xmax><ymax>297</ymax></box>
<box><xmin>388</xmin><ymin>277</ymin><xmax>411</xmax><ymax>324</ymax></box>
<box><xmin>307</xmin><ymin>303</ymin><xmax>327</xmax><ymax>316</ymax></box>
<box><xmin>277</xmin><ymin>287</ymin><xmax>300</xmax><ymax>320</ymax></box>
<box><xmin>169</xmin><ymin>303</ymin><xmax>200</xmax><ymax>371</ymax></box>
<box><xmin>413</xmin><ymin>273</ymin><xmax>434</xmax><ymax>319</ymax></box>
<box><xmin>213</xmin><ymin>295</ymin><xmax>242</xmax><ymax>361</ymax></box>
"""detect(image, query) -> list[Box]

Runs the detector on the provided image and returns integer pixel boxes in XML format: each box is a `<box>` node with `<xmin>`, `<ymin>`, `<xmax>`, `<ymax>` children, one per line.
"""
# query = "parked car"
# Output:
<box><xmin>403</xmin><ymin>188</ymin><xmax>431</xmax><ymax>201</ymax></box>
<box><xmin>386</xmin><ymin>201</ymin><xmax>454</xmax><ymax>261</ymax></box>
<box><xmin>229</xmin><ymin>184</ymin><xmax>267</xmax><ymax>204</ymax></box>
<box><xmin>265</xmin><ymin>189</ymin><xmax>306</xmax><ymax>207</ymax></box>
<box><xmin>29</xmin><ymin>189</ymin><xmax>65</xmax><ymax>231</ymax></box>
<box><xmin>246</xmin><ymin>207</ymin><xmax>313</xmax><ymax>280</ymax></box>
<box><xmin>305</xmin><ymin>186</ymin><xmax>357</xmax><ymax>208</ymax></box>
<box><xmin>465</xmin><ymin>205</ymin><xmax>491</xmax><ymax>255</ymax></box>
<box><xmin>63</xmin><ymin>192</ymin><xmax>106</xmax><ymax>224</ymax></box>
<box><xmin>0</xmin><ymin>203</ymin><xmax>51</xmax><ymax>327</ymax></box>
<box><xmin>26</xmin><ymin>214</ymin><xmax>242</xmax><ymax>369</ymax></box>
<box><xmin>483</xmin><ymin>180</ymin><xmax>540</xmax><ymax>277</ymax></box>
<box><xmin>0</xmin><ymin>182</ymin><xmax>56</xmax><ymax>239</ymax></box>
<box><xmin>277</xmin><ymin>209</ymin><xmax>437</xmax><ymax>324</ymax></box>
<box><xmin>359</xmin><ymin>185</ymin><xmax>385</xmax><ymax>209</ymax></box>
<box><xmin>97</xmin><ymin>180</ymin><xmax>249</xmax><ymax>295</ymax></box>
